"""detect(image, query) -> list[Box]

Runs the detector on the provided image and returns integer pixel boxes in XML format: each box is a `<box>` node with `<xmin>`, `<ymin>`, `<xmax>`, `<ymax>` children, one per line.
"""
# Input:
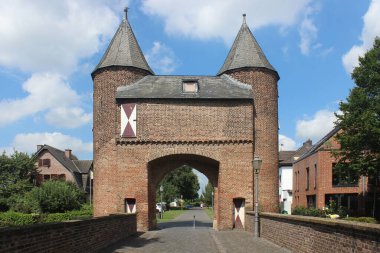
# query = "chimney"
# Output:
<box><xmin>37</xmin><ymin>145</ymin><xmax>43</xmax><ymax>151</ymax></box>
<box><xmin>304</xmin><ymin>139</ymin><xmax>312</xmax><ymax>146</ymax></box>
<box><xmin>65</xmin><ymin>149</ymin><xmax>72</xmax><ymax>159</ymax></box>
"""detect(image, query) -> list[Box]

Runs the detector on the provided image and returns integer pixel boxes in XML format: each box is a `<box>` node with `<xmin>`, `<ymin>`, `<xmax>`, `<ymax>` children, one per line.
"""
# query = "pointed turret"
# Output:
<box><xmin>92</xmin><ymin>8</ymin><xmax>154</xmax><ymax>75</ymax></box>
<box><xmin>217</xmin><ymin>14</ymin><xmax>278</xmax><ymax>78</ymax></box>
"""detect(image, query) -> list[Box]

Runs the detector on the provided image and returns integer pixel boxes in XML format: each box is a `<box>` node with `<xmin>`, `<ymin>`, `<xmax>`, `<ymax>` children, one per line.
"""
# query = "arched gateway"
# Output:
<box><xmin>92</xmin><ymin>10</ymin><xmax>279</xmax><ymax>231</ymax></box>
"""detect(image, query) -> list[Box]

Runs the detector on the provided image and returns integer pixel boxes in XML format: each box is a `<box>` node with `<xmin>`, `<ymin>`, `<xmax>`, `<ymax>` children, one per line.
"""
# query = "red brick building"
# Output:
<box><xmin>292</xmin><ymin>127</ymin><xmax>379</xmax><ymax>217</ymax></box>
<box><xmin>35</xmin><ymin>145</ymin><xmax>93</xmax><ymax>197</ymax></box>
<box><xmin>92</xmin><ymin>10</ymin><xmax>280</xmax><ymax>231</ymax></box>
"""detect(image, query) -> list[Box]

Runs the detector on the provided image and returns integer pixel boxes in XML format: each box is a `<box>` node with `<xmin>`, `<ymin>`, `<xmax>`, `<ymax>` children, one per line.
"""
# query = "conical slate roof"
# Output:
<box><xmin>93</xmin><ymin>10</ymin><xmax>154</xmax><ymax>75</ymax></box>
<box><xmin>217</xmin><ymin>15</ymin><xmax>278</xmax><ymax>77</ymax></box>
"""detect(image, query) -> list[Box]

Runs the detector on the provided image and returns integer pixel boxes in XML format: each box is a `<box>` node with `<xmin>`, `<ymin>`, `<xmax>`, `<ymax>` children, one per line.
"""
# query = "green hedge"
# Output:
<box><xmin>0</xmin><ymin>204</ymin><xmax>93</xmax><ymax>227</ymax></box>
<box><xmin>292</xmin><ymin>204</ymin><xmax>347</xmax><ymax>218</ymax></box>
<box><xmin>0</xmin><ymin>211</ymin><xmax>39</xmax><ymax>227</ymax></box>
<box><xmin>343</xmin><ymin>217</ymin><xmax>378</xmax><ymax>224</ymax></box>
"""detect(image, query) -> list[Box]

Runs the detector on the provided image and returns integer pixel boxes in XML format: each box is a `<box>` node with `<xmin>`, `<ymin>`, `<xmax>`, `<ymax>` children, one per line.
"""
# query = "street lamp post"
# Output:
<box><xmin>253</xmin><ymin>155</ymin><xmax>262</xmax><ymax>238</ymax></box>
<box><xmin>160</xmin><ymin>185</ymin><xmax>163</xmax><ymax>219</ymax></box>
<box><xmin>211</xmin><ymin>191</ymin><xmax>214</xmax><ymax>210</ymax></box>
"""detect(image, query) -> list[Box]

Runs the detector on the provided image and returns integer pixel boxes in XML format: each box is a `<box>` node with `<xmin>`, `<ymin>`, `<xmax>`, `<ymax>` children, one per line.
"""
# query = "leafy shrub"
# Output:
<box><xmin>293</xmin><ymin>206</ymin><xmax>326</xmax><ymax>217</ymax></box>
<box><xmin>0</xmin><ymin>197</ymin><xmax>9</xmax><ymax>212</ymax></box>
<box><xmin>343</xmin><ymin>217</ymin><xmax>378</xmax><ymax>224</ymax></box>
<box><xmin>30</xmin><ymin>180</ymin><xmax>84</xmax><ymax>213</ymax></box>
<box><xmin>41</xmin><ymin>213</ymin><xmax>71</xmax><ymax>223</ymax></box>
<box><xmin>10</xmin><ymin>193</ymin><xmax>41</xmax><ymax>214</ymax></box>
<box><xmin>0</xmin><ymin>211</ymin><xmax>38</xmax><ymax>227</ymax></box>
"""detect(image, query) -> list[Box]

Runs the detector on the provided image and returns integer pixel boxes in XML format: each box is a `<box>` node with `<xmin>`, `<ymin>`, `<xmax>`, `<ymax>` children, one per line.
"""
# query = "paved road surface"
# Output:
<box><xmin>100</xmin><ymin>209</ymin><xmax>289</xmax><ymax>253</ymax></box>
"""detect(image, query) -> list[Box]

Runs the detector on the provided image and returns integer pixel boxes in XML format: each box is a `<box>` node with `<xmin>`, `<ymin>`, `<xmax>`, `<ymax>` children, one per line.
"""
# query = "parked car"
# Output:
<box><xmin>156</xmin><ymin>203</ymin><xmax>166</xmax><ymax>213</ymax></box>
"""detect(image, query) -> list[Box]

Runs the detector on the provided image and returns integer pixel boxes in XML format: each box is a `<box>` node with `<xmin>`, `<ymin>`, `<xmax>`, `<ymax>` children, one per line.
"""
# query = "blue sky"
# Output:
<box><xmin>0</xmin><ymin>1</ymin><xmax>379</xmax><ymax>192</ymax></box>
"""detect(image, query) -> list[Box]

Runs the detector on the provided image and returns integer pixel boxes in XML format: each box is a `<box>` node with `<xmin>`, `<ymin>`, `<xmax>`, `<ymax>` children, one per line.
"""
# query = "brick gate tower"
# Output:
<box><xmin>92</xmin><ymin>10</ymin><xmax>279</xmax><ymax>231</ymax></box>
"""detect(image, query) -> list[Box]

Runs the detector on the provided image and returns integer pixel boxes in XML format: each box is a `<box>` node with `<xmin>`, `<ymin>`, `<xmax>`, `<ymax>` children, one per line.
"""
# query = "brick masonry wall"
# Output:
<box><xmin>93</xmin><ymin>65</ymin><xmax>279</xmax><ymax>231</ymax></box>
<box><xmin>292</xmin><ymin>133</ymin><xmax>367</xmax><ymax>211</ymax></box>
<box><xmin>115</xmin><ymin>100</ymin><xmax>254</xmax><ymax>142</ymax></box>
<box><xmin>94</xmin><ymin>141</ymin><xmax>254</xmax><ymax>231</ymax></box>
<box><xmin>227</xmin><ymin>68</ymin><xmax>279</xmax><ymax>213</ymax></box>
<box><xmin>246</xmin><ymin>212</ymin><xmax>380</xmax><ymax>253</ymax></box>
<box><xmin>36</xmin><ymin>150</ymin><xmax>77</xmax><ymax>184</ymax></box>
<box><xmin>0</xmin><ymin>214</ymin><xmax>136</xmax><ymax>253</ymax></box>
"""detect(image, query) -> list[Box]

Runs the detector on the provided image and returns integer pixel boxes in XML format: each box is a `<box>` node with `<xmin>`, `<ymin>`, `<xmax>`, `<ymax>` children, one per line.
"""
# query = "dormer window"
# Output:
<box><xmin>182</xmin><ymin>80</ymin><xmax>199</xmax><ymax>93</ymax></box>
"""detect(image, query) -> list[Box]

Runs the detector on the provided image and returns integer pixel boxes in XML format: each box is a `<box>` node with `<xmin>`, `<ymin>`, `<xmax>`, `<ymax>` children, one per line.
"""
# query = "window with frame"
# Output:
<box><xmin>43</xmin><ymin>174</ymin><xmax>51</xmax><ymax>181</ymax></box>
<box><xmin>297</xmin><ymin>171</ymin><xmax>300</xmax><ymax>191</ymax></box>
<box><xmin>307</xmin><ymin>195</ymin><xmax>316</xmax><ymax>208</ymax></box>
<box><xmin>306</xmin><ymin>167</ymin><xmax>310</xmax><ymax>190</ymax></box>
<box><xmin>38</xmin><ymin>159</ymin><xmax>51</xmax><ymax>167</ymax></box>
<box><xmin>332</xmin><ymin>163</ymin><xmax>359</xmax><ymax>187</ymax></box>
<box><xmin>314</xmin><ymin>164</ymin><xmax>317</xmax><ymax>189</ymax></box>
<box><xmin>182</xmin><ymin>80</ymin><xmax>199</xmax><ymax>93</ymax></box>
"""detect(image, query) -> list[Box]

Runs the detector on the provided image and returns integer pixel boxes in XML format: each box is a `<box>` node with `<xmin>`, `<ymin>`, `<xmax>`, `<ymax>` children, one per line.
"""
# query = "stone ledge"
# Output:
<box><xmin>116</xmin><ymin>138</ymin><xmax>253</xmax><ymax>145</ymax></box>
<box><xmin>246</xmin><ymin>211</ymin><xmax>380</xmax><ymax>234</ymax></box>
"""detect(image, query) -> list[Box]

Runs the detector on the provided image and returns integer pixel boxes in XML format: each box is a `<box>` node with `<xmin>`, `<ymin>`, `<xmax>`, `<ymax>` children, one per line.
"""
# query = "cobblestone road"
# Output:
<box><xmin>100</xmin><ymin>209</ymin><xmax>290</xmax><ymax>253</ymax></box>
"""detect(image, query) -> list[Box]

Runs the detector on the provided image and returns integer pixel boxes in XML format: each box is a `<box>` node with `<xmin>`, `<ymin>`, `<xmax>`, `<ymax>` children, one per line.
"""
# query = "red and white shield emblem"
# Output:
<box><xmin>121</xmin><ymin>103</ymin><xmax>137</xmax><ymax>137</ymax></box>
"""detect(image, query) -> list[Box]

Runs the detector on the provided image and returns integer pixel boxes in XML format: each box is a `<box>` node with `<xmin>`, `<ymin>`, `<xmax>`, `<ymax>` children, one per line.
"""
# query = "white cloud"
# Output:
<box><xmin>0</xmin><ymin>72</ymin><xmax>90</xmax><ymax>128</ymax></box>
<box><xmin>45</xmin><ymin>107</ymin><xmax>92</xmax><ymax>129</ymax></box>
<box><xmin>141</xmin><ymin>0</ymin><xmax>312</xmax><ymax>43</ymax></box>
<box><xmin>296</xmin><ymin>109</ymin><xmax>337</xmax><ymax>142</ymax></box>
<box><xmin>342</xmin><ymin>0</ymin><xmax>380</xmax><ymax>73</ymax></box>
<box><xmin>145</xmin><ymin>41</ymin><xmax>179</xmax><ymax>74</ymax></box>
<box><xmin>298</xmin><ymin>6</ymin><xmax>318</xmax><ymax>55</ymax></box>
<box><xmin>279</xmin><ymin>134</ymin><xmax>297</xmax><ymax>151</ymax></box>
<box><xmin>0</xmin><ymin>0</ymin><xmax>121</xmax><ymax>74</ymax></box>
<box><xmin>2</xmin><ymin>132</ymin><xmax>93</xmax><ymax>157</ymax></box>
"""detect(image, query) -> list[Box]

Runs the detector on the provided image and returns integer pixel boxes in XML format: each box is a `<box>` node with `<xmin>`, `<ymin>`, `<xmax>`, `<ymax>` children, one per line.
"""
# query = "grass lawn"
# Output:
<box><xmin>157</xmin><ymin>209</ymin><xmax>187</xmax><ymax>223</ymax></box>
<box><xmin>204</xmin><ymin>208</ymin><xmax>214</xmax><ymax>219</ymax></box>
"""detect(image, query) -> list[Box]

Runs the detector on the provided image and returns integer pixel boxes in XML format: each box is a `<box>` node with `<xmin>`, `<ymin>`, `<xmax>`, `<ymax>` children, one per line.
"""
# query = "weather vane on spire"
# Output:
<box><xmin>124</xmin><ymin>7</ymin><xmax>129</xmax><ymax>20</ymax></box>
<box><xmin>243</xmin><ymin>13</ymin><xmax>247</xmax><ymax>24</ymax></box>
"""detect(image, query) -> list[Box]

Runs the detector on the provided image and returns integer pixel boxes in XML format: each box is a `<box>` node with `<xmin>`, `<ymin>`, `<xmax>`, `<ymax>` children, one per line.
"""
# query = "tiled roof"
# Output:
<box><xmin>37</xmin><ymin>145</ymin><xmax>81</xmax><ymax>173</ymax></box>
<box><xmin>35</xmin><ymin>145</ymin><xmax>93</xmax><ymax>188</ymax></box>
<box><xmin>279</xmin><ymin>140</ymin><xmax>313</xmax><ymax>166</ymax></box>
<box><xmin>72</xmin><ymin>160</ymin><xmax>93</xmax><ymax>174</ymax></box>
<box><xmin>92</xmin><ymin>13</ymin><xmax>153</xmax><ymax>75</ymax></box>
<box><xmin>116</xmin><ymin>74</ymin><xmax>253</xmax><ymax>100</ymax></box>
<box><xmin>295</xmin><ymin>127</ymin><xmax>340</xmax><ymax>163</ymax></box>
<box><xmin>279</xmin><ymin>151</ymin><xmax>296</xmax><ymax>166</ymax></box>
<box><xmin>217</xmin><ymin>15</ymin><xmax>278</xmax><ymax>77</ymax></box>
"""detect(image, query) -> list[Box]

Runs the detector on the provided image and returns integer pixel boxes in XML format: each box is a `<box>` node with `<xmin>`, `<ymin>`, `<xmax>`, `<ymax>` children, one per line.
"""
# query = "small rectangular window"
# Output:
<box><xmin>43</xmin><ymin>174</ymin><xmax>51</xmax><ymax>181</ymax></box>
<box><xmin>182</xmin><ymin>81</ymin><xmax>199</xmax><ymax>93</ymax></box>
<box><xmin>314</xmin><ymin>164</ymin><xmax>317</xmax><ymax>189</ymax></box>
<box><xmin>39</xmin><ymin>159</ymin><xmax>51</xmax><ymax>167</ymax></box>
<box><xmin>306</xmin><ymin>167</ymin><xmax>310</xmax><ymax>190</ymax></box>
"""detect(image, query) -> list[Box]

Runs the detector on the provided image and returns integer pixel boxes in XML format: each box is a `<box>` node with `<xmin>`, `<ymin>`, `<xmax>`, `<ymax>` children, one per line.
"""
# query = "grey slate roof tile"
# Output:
<box><xmin>295</xmin><ymin>127</ymin><xmax>340</xmax><ymax>163</ymax></box>
<box><xmin>92</xmin><ymin>16</ymin><xmax>153</xmax><ymax>75</ymax></box>
<box><xmin>72</xmin><ymin>160</ymin><xmax>93</xmax><ymax>174</ymax></box>
<box><xmin>116</xmin><ymin>74</ymin><xmax>253</xmax><ymax>100</ymax></box>
<box><xmin>217</xmin><ymin>16</ymin><xmax>278</xmax><ymax>77</ymax></box>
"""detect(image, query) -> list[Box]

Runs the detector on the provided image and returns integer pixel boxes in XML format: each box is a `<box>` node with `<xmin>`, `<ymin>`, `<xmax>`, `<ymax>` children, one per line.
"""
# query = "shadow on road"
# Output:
<box><xmin>98</xmin><ymin>232</ymin><xmax>160</xmax><ymax>253</ymax></box>
<box><xmin>158</xmin><ymin>220</ymin><xmax>212</xmax><ymax>229</ymax></box>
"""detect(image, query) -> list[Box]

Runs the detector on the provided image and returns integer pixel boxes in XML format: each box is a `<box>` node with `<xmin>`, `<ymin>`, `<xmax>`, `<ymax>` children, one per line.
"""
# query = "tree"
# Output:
<box><xmin>334</xmin><ymin>37</ymin><xmax>380</xmax><ymax>217</ymax></box>
<box><xmin>202</xmin><ymin>182</ymin><xmax>214</xmax><ymax>206</ymax></box>
<box><xmin>0</xmin><ymin>151</ymin><xmax>38</xmax><ymax>210</ymax></box>
<box><xmin>157</xmin><ymin>165</ymin><xmax>200</xmax><ymax>203</ymax></box>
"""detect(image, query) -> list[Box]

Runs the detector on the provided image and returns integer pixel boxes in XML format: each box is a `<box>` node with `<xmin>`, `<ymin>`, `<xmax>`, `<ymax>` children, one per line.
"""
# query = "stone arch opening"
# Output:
<box><xmin>147</xmin><ymin>154</ymin><xmax>219</xmax><ymax>229</ymax></box>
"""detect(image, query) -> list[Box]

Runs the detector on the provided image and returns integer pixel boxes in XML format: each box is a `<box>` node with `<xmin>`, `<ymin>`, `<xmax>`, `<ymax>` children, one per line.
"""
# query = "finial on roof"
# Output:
<box><xmin>124</xmin><ymin>7</ymin><xmax>129</xmax><ymax>20</ymax></box>
<box><xmin>242</xmin><ymin>13</ymin><xmax>246</xmax><ymax>24</ymax></box>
